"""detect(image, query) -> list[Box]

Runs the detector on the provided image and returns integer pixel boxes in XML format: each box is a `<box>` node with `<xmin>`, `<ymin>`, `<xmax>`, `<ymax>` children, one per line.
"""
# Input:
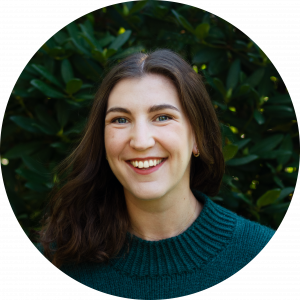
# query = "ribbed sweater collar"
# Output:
<box><xmin>110</xmin><ymin>190</ymin><xmax>237</xmax><ymax>277</ymax></box>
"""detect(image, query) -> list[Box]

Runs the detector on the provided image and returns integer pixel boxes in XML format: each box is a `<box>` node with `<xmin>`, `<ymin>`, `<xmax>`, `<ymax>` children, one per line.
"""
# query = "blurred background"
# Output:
<box><xmin>0</xmin><ymin>0</ymin><xmax>298</xmax><ymax>239</ymax></box>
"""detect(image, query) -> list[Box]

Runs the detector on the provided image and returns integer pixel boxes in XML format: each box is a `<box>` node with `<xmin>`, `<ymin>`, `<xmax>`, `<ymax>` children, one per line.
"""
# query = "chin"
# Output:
<box><xmin>126</xmin><ymin>184</ymin><xmax>168</xmax><ymax>201</ymax></box>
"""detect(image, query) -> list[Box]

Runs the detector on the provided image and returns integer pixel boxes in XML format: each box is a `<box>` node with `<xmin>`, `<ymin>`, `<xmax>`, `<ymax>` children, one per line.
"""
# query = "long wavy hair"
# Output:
<box><xmin>37</xmin><ymin>49</ymin><xmax>225</xmax><ymax>268</ymax></box>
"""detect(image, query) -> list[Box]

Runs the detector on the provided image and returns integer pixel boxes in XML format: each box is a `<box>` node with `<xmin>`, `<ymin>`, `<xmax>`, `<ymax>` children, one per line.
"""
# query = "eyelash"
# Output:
<box><xmin>111</xmin><ymin>115</ymin><xmax>172</xmax><ymax>124</ymax></box>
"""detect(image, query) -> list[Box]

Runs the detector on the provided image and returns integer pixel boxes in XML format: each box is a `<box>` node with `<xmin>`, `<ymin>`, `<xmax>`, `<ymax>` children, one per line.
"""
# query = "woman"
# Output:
<box><xmin>37</xmin><ymin>49</ymin><xmax>275</xmax><ymax>299</ymax></box>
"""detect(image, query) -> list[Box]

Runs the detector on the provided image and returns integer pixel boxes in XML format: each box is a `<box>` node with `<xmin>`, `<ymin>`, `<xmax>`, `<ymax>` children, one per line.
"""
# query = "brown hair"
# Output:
<box><xmin>37</xmin><ymin>49</ymin><xmax>225</xmax><ymax>268</ymax></box>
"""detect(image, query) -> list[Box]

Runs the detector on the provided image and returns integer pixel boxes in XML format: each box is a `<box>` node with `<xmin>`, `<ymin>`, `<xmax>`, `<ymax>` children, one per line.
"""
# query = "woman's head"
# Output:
<box><xmin>39</xmin><ymin>49</ymin><xmax>224</xmax><ymax>267</ymax></box>
<box><xmin>86</xmin><ymin>49</ymin><xmax>224</xmax><ymax>196</ymax></box>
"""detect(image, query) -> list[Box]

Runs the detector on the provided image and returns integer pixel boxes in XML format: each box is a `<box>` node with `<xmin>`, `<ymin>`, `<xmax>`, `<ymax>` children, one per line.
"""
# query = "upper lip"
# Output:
<box><xmin>126</xmin><ymin>157</ymin><xmax>166</xmax><ymax>161</ymax></box>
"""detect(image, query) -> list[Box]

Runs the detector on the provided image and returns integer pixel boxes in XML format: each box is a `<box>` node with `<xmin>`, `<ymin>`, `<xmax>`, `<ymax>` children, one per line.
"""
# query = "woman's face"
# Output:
<box><xmin>104</xmin><ymin>74</ymin><xmax>197</xmax><ymax>201</ymax></box>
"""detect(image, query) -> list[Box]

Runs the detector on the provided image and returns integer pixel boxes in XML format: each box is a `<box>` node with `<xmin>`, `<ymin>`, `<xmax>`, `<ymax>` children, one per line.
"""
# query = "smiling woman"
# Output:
<box><xmin>36</xmin><ymin>49</ymin><xmax>275</xmax><ymax>299</ymax></box>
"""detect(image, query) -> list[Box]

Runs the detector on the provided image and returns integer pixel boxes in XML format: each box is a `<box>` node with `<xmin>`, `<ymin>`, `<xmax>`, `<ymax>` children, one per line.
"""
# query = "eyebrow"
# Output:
<box><xmin>105</xmin><ymin>104</ymin><xmax>180</xmax><ymax>116</ymax></box>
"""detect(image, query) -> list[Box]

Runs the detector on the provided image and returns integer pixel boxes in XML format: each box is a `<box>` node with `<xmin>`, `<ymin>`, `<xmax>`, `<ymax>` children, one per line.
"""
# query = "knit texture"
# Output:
<box><xmin>37</xmin><ymin>190</ymin><xmax>275</xmax><ymax>299</ymax></box>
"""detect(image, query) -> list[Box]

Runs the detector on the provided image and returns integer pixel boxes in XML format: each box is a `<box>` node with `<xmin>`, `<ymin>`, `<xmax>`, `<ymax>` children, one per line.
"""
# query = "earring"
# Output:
<box><xmin>193</xmin><ymin>148</ymin><xmax>200</xmax><ymax>157</ymax></box>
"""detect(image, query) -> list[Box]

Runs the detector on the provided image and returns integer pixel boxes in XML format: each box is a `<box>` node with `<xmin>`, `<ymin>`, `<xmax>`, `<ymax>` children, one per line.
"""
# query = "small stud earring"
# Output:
<box><xmin>193</xmin><ymin>148</ymin><xmax>200</xmax><ymax>157</ymax></box>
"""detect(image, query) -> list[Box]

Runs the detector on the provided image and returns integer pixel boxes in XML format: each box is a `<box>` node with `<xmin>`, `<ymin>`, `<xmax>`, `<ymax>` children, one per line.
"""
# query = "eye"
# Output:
<box><xmin>112</xmin><ymin>118</ymin><xmax>128</xmax><ymax>124</ymax></box>
<box><xmin>111</xmin><ymin>115</ymin><xmax>173</xmax><ymax>124</ymax></box>
<box><xmin>155</xmin><ymin>115</ymin><xmax>171</xmax><ymax>122</ymax></box>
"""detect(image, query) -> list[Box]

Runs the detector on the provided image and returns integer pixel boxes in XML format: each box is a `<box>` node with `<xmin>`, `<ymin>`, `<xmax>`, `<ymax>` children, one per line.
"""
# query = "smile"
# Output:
<box><xmin>126</xmin><ymin>158</ymin><xmax>167</xmax><ymax>175</ymax></box>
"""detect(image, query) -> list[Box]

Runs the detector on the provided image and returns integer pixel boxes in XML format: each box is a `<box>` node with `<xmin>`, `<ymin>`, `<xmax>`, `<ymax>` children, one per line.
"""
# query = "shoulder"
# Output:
<box><xmin>232</xmin><ymin>215</ymin><xmax>275</xmax><ymax>255</ymax></box>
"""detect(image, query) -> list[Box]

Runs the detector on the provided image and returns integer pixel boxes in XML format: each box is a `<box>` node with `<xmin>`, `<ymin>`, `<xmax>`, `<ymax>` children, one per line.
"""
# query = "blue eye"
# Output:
<box><xmin>114</xmin><ymin>118</ymin><xmax>128</xmax><ymax>124</ymax></box>
<box><xmin>111</xmin><ymin>115</ymin><xmax>173</xmax><ymax>124</ymax></box>
<box><xmin>156</xmin><ymin>115</ymin><xmax>170</xmax><ymax>122</ymax></box>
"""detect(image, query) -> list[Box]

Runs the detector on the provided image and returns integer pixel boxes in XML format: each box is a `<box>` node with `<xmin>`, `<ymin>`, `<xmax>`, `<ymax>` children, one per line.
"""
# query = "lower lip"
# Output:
<box><xmin>126</xmin><ymin>159</ymin><xmax>167</xmax><ymax>175</ymax></box>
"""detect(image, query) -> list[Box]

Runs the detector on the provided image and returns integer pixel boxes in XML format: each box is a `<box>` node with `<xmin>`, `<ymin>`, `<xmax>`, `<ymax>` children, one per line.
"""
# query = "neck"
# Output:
<box><xmin>129</xmin><ymin>197</ymin><xmax>203</xmax><ymax>241</ymax></box>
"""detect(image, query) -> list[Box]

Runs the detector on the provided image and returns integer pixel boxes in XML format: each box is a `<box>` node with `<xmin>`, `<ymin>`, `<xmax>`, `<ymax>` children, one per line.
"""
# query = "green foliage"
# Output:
<box><xmin>1</xmin><ymin>1</ymin><xmax>298</xmax><ymax>237</ymax></box>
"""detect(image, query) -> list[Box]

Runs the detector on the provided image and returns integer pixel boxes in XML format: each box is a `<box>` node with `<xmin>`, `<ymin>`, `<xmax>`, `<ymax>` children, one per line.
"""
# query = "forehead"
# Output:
<box><xmin>107</xmin><ymin>74</ymin><xmax>181</xmax><ymax>110</ymax></box>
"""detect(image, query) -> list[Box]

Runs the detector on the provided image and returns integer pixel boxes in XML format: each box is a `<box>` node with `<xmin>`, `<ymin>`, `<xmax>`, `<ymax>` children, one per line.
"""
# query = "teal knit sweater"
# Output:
<box><xmin>38</xmin><ymin>191</ymin><xmax>275</xmax><ymax>299</ymax></box>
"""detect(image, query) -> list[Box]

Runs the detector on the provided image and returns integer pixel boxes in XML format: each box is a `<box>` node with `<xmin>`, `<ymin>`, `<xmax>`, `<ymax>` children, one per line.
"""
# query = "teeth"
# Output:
<box><xmin>130</xmin><ymin>159</ymin><xmax>163</xmax><ymax>169</ymax></box>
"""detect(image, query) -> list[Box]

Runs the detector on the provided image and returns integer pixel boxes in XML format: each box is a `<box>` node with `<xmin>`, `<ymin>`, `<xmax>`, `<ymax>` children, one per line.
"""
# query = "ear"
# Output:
<box><xmin>193</xmin><ymin>143</ymin><xmax>198</xmax><ymax>154</ymax></box>
<box><xmin>192</xmin><ymin>140</ymin><xmax>198</xmax><ymax>156</ymax></box>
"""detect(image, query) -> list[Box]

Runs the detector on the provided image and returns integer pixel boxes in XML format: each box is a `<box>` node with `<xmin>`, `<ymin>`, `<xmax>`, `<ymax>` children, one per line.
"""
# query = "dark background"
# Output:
<box><xmin>1</xmin><ymin>0</ymin><xmax>298</xmax><ymax>239</ymax></box>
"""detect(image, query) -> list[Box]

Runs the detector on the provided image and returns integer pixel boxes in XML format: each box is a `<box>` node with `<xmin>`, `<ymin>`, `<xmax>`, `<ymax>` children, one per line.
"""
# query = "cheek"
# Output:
<box><xmin>105</xmin><ymin>127</ymin><xmax>126</xmax><ymax>157</ymax></box>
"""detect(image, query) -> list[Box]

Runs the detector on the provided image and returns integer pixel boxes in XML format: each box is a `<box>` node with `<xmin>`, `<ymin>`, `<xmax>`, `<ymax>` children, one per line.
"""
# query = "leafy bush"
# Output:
<box><xmin>1</xmin><ymin>1</ymin><xmax>298</xmax><ymax>238</ymax></box>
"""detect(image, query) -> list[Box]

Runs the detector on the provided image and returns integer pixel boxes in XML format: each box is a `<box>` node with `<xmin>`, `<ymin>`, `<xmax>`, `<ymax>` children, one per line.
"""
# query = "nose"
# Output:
<box><xmin>129</xmin><ymin>120</ymin><xmax>155</xmax><ymax>151</ymax></box>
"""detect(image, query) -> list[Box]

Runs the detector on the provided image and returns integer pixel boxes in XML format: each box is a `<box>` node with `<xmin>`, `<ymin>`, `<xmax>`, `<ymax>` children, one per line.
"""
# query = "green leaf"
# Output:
<box><xmin>64</xmin><ymin>100</ymin><xmax>83</xmax><ymax>107</ymax></box>
<box><xmin>53</xmin><ymin>31</ymin><xmax>68</xmax><ymax>45</ymax></box>
<box><xmin>25</xmin><ymin>182</ymin><xmax>50</xmax><ymax>193</ymax></box>
<box><xmin>260</xmin><ymin>202</ymin><xmax>290</xmax><ymax>214</ymax></box>
<box><xmin>236</xmin><ymin>193</ymin><xmax>252</xmax><ymax>204</ymax></box>
<box><xmin>12</xmin><ymin>88</ymin><xmax>31</xmax><ymax>98</ymax></box>
<box><xmin>208</xmin><ymin>55</ymin><xmax>228</xmax><ymax>76</ymax></box>
<box><xmin>111</xmin><ymin>46</ymin><xmax>144</xmax><ymax>59</ymax></box>
<box><xmin>61</xmin><ymin>59</ymin><xmax>74</xmax><ymax>84</ymax></box>
<box><xmin>92</xmin><ymin>49</ymin><xmax>106</xmax><ymax>64</ymax></box>
<box><xmin>268</xmin><ymin>94</ymin><xmax>292</xmax><ymax>104</ymax></box>
<box><xmin>195</xmin><ymin>23</ymin><xmax>210</xmax><ymax>40</ymax></box>
<box><xmin>202</xmin><ymin>69</ymin><xmax>218</xmax><ymax>89</ymax></box>
<box><xmin>259</xmin><ymin>150</ymin><xmax>292</xmax><ymax>160</ymax></box>
<box><xmin>153</xmin><ymin>5</ymin><xmax>169</xmax><ymax>18</ymax></box>
<box><xmin>31</xmin><ymin>64</ymin><xmax>64</xmax><ymax>89</ymax></box>
<box><xmin>73</xmin><ymin>91</ymin><xmax>94</xmax><ymax>100</ymax></box>
<box><xmin>44</xmin><ymin>37</ymin><xmax>56</xmax><ymax>49</ymax></box>
<box><xmin>21</xmin><ymin>155</ymin><xmax>50</xmax><ymax>176</ymax></box>
<box><xmin>3</xmin><ymin>142</ymin><xmax>42</xmax><ymax>159</ymax></box>
<box><xmin>34</xmin><ymin>105</ymin><xmax>60</xmax><ymax>132</ymax></box>
<box><xmin>98</xmin><ymin>34</ymin><xmax>115</xmax><ymax>48</ymax></box>
<box><xmin>248</xmin><ymin>88</ymin><xmax>260</xmax><ymax>103</ymax></box>
<box><xmin>46</xmin><ymin>46</ymin><xmax>69</xmax><ymax>58</ymax></box>
<box><xmin>208</xmin><ymin>27</ymin><xmax>226</xmax><ymax>40</ymax></box>
<box><xmin>70</xmin><ymin>37</ymin><xmax>92</xmax><ymax>56</ymax></box>
<box><xmin>249</xmin><ymin>134</ymin><xmax>284</xmax><ymax>155</ymax></box>
<box><xmin>213</xmin><ymin>78</ymin><xmax>226</xmax><ymax>97</ymax></box>
<box><xmin>265</xmin><ymin>162</ymin><xmax>276</xmax><ymax>174</ymax></box>
<box><xmin>79</xmin><ymin>23</ymin><xmax>102</xmax><ymax>51</ymax></box>
<box><xmin>212</xmin><ymin>101</ymin><xmax>227</xmax><ymax>110</ymax></box>
<box><xmin>105</xmin><ymin>48</ymin><xmax>117</xmax><ymax>58</ymax></box>
<box><xmin>171</xmin><ymin>9</ymin><xmax>194</xmax><ymax>33</ymax></box>
<box><xmin>1</xmin><ymin>123</ymin><xmax>17</xmax><ymax>140</ymax></box>
<box><xmin>276</xmin><ymin>187</ymin><xmax>294</xmax><ymax>202</ymax></box>
<box><xmin>40</xmin><ymin>44</ymin><xmax>50</xmax><ymax>54</ymax></box>
<box><xmin>64</xmin><ymin>120</ymin><xmax>86</xmax><ymax>135</ymax></box>
<box><xmin>256</xmin><ymin>189</ymin><xmax>281</xmax><ymax>209</ymax></box>
<box><xmin>109</xmin><ymin>30</ymin><xmax>132</xmax><ymax>50</ymax></box>
<box><xmin>10</xmin><ymin>116</ymin><xmax>41</xmax><ymax>133</ymax></box>
<box><xmin>226</xmin><ymin>155</ymin><xmax>259</xmax><ymax>166</ymax></box>
<box><xmin>55</xmin><ymin>101</ymin><xmax>70</xmax><ymax>128</ymax></box>
<box><xmin>273</xmin><ymin>175</ymin><xmax>285</xmax><ymax>189</ymax></box>
<box><xmin>226</xmin><ymin>59</ymin><xmax>240</xmax><ymax>90</ymax></box>
<box><xmin>18</xmin><ymin>69</ymin><xmax>36</xmax><ymax>81</ymax></box>
<box><xmin>223</xmin><ymin>144</ymin><xmax>239</xmax><ymax>161</ymax></box>
<box><xmin>277</xmin><ymin>134</ymin><xmax>293</xmax><ymax>165</ymax></box>
<box><xmin>31</xmin><ymin>123</ymin><xmax>58</xmax><ymax>135</ymax></box>
<box><xmin>25</xmin><ymin>64</ymin><xmax>39</xmax><ymax>75</ymax></box>
<box><xmin>30</xmin><ymin>79</ymin><xmax>66</xmax><ymax>98</ymax></box>
<box><xmin>264</xmin><ymin>105</ymin><xmax>294</xmax><ymax>113</ymax></box>
<box><xmin>235</xmin><ymin>138</ymin><xmax>251</xmax><ymax>150</ymax></box>
<box><xmin>237</xmin><ymin>84</ymin><xmax>251</xmax><ymax>96</ymax></box>
<box><xmin>16</xmin><ymin>168</ymin><xmax>49</xmax><ymax>184</ymax></box>
<box><xmin>66</xmin><ymin>78</ymin><xmax>83</xmax><ymax>95</ymax></box>
<box><xmin>245</xmin><ymin>68</ymin><xmax>265</xmax><ymax>87</ymax></box>
<box><xmin>66</xmin><ymin>22</ymin><xmax>80</xmax><ymax>41</ymax></box>
<box><xmin>253</xmin><ymin>110</ymin><xmax>265</xmax><ymax>125</ymax></box>
<box><xmin>123</xmin><ymin>3</ymin><xmax>130</xmax><ymax>16</ymax></box>
<box><xmin>193</xmin><ymin>48</ymin><xmax>223</xmax><ymax>64</ymax></box>
<box><xmin>129</xmin><ymin>0</ymin><xmax>147</xmax><ymax>15</ymax></box>
<box><xmin>259</xmin><ymin>47</ymin><xmax>268</xmax><ymax>62</ymax></box>
<box><xmin>113</xmin><ymin>4</ymin><xmax>123</xmax><ymax>15</ymax></box>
